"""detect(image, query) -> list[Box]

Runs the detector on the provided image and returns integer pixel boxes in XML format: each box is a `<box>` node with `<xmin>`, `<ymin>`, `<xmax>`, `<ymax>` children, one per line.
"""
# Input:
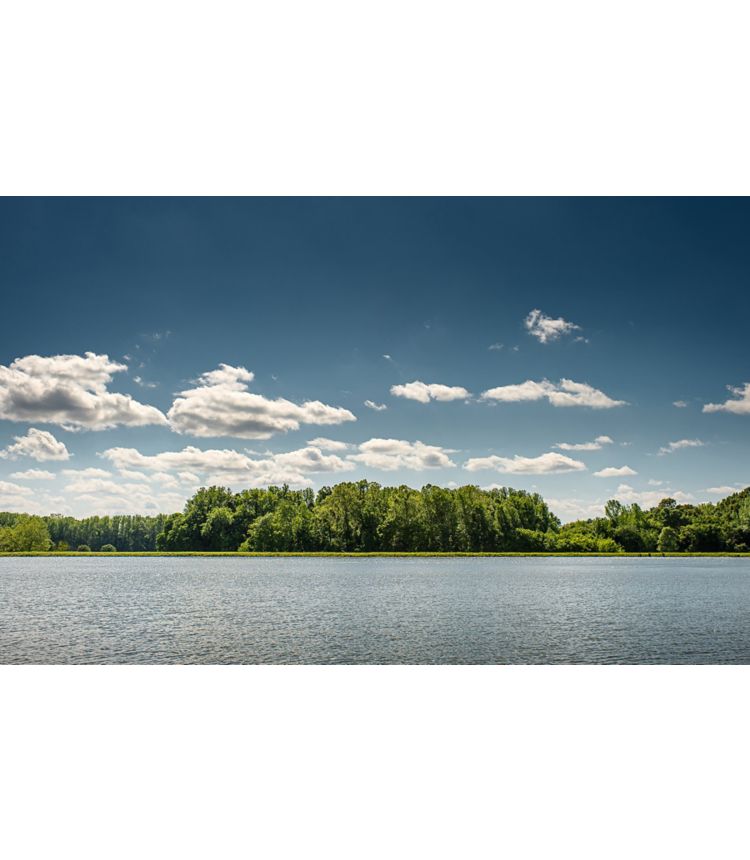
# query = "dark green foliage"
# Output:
<box><xmin>0</xmin><ymin>515</ymin><xmax>52</xmax><ymax>551</ymax></box>
<box><xmin>45</xmin><ymin>513</ymin><xmax>169</xmax><ymax>551</ymax></box>
<box><xmin>99</xmin><ymin>544</ymin><xmax>117</xmax><ymax>552</ymax></box>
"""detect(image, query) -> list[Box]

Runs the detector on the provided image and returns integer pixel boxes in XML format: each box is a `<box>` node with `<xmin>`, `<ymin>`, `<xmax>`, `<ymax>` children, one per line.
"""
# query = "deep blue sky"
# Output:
<box><xmin>1</xmin><ymin>198</ymin><xmax>748</xmax><ymax>519</ymax></box>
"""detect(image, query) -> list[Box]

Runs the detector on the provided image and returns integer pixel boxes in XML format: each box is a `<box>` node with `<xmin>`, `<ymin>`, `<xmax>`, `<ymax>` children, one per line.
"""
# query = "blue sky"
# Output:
<box><xmin>0</xmin><ymin>197</ymin><xmax>748</xmax><ymax>520</ymax></box>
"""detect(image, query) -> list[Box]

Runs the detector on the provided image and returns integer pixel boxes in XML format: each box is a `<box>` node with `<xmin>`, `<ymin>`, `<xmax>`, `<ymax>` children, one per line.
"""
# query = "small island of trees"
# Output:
<box><xmin>1</xmin><ymin>481</ymin><xmax>750</xmax><ymax>554</ymax></box>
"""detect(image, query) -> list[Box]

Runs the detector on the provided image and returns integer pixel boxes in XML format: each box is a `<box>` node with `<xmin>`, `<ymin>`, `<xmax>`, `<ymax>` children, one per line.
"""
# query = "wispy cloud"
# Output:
<box><xmin>658</xmin><ymin>439</ymin><xmax>704</xmax><ymax>455</ymax></box>
<box><xmin>524</xmin><ymin>309</ymin><xmax>581</xmax><ymax>344</ymax></box>
<box><xmin>555</xmin><ymin>435</ymin><xmax>613</xmax><ymax>451</ymax></box>
<box><xmin>364</xmin><ymin>399</ymin><xmax>387</xmax><ymax>411</ymax></box>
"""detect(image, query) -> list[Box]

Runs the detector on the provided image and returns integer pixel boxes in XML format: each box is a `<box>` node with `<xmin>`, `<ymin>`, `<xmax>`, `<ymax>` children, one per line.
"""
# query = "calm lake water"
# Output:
<box><xmin>1</xmin><ymin>556</ymin><xmax>749</xmax><ymax>664</ymax></box>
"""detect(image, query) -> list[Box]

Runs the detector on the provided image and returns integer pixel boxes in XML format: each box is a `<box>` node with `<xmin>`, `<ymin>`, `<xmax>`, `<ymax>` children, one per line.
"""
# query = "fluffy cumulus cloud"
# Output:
<box><xmin>348</xmin><ymin>438</ymin><xmax>457</xmax><ymax>471</ymax></box>
<box><xmin>0</xmin><ymin>428</ymin><xmax>71</xmax><ymax>461</ymax></box>
<box><xmin>101</xmin><ymin>442</ymin><xmax>355</xmax><ymax>489</ymax></box>
<box><xmin>61</xmin><ymin>478</ymin><xmax>186</xmax><ymax>516</ymax></box>
<box><xmin>614</xmin><ymin>483</ymin><xmax>693</xmax><ymax>507</ymax></box>
<box><xmin>390</xmin><ymin>381</ymin><xmax>470</xmax><ymax>403</ymax></box>
<box><xmin>364</xmin><ymin>400</ymin><xmax>387</xmax><ymax>411</ymax></box>
<box><xmin>524</xmin><ymin>309</ymin><xmax>581</xmax><ymax>344</ymax></box>
<box><xmin>0</xmin><ymin>479</ymin><xmax>68</xmax><ymax>514</ymax></box>
<box><xmin>658</xmin><ymin>438</ymin><xmax>704</xmax><ymax>455</ymax></box>
<box><xmin>464</xmin><ymin>451</ymin><xmax>586</xmax><ymax>475</ymax></box>
<box><xmin>555</xmin><ymin>435</ymin><xmax>614</xmax><ymax>451</ymax></box>
<box><xmin>0</xmin><ymin>353</ymin><xmax>167</xmax><ymax>430</ymax></box>
<box><xmin>481</xmin><ymin>379</ymin><xmax>626</xmax><ymax>409</ymax></box>
<box><xmin>9</xmin><ymin>469</ymin><xmax>56</xmax><ymax>480</ymax></box>
<box><xmin>0</xmin><ymin>479</ymin><xmax>34</xmax><ymax>509</ymax></box>
<box><xmin>593</xmin><ymin>465</ymin><xmax>637</xmax><ymax>478</ymax></box>
<box><xmin>546</xmin><ymin>497</ymin><xmax>607</xmax><ymax>522</ymax></box>
<box><xmin>703</xmin><ymin>382</ymin><xmax>750</xmax><ymax>415</ymax></box>
<box><xmin>166</xmin><ymin>364</ymin><xmax>356</xmax><ymax>439</ymax></box>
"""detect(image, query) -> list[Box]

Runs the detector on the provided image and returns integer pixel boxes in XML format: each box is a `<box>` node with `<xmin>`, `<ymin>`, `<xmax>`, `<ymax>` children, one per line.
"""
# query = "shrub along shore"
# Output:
<box><xmin>1</xmin><ymin>481</ymin><xmax>750</xmax><ymax>554</ymax></box>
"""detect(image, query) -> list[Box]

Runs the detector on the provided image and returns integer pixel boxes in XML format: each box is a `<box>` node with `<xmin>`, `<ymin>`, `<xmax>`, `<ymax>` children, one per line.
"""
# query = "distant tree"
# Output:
<box><xmin>613</xmin><ymin>524</ymin><xmax>645</xmax><ymax>552</ymax></box>
<box><xmin>77</xmin><ymin>544</ymin><xmax>92</xmax><ymax>552</ymax></box>
<box><xmin>657</xmin><ymin>526</ymin><xmax>680</xmax><ymax>553</ymax></box>
<box><xmin>100</xmin><ymin>544</ymin><xmax>117</xmax><ymax>552</ymax></box>
<box><xmin>4</xmin><ymin>517</ymin><xmax>53</xmax><ymax>551</ymax></box>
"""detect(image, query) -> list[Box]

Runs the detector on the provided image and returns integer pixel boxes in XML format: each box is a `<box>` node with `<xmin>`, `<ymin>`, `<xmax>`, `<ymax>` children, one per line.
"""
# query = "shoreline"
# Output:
<box><xmin>1</xmin><ymin>551</ymin><xmax>749</xmax><ymax>558</ymax></box>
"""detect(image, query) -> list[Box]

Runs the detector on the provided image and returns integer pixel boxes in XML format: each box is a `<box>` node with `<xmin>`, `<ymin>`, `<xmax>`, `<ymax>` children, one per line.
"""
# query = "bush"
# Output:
<box><xmin>100</xmin><ymin>544</ymin><xmax>117</xmax><ymax>552</ymax></box>
<box><xmin>77</xmin><ymin>544</ymin><xmax>92</xmax><ymax>552</ymax></box>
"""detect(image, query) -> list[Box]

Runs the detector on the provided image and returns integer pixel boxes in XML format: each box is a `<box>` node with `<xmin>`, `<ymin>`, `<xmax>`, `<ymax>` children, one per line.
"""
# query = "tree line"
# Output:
<box><xmin>1</xmin><ymin>482</ymin><xmax>749</xmax><ymax>553</ymax></box>
<box><xmin>0</xmin><ymin>512</ymin><xmax>167</xmax><ymax>552</ymax></box>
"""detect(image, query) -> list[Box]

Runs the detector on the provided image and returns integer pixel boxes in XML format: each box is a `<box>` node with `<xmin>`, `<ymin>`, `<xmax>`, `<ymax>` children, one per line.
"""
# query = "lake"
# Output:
<box><xmin>1</xmin><ymin>556</ymin><xmax>749</xmax><ymax>664</ymax></box>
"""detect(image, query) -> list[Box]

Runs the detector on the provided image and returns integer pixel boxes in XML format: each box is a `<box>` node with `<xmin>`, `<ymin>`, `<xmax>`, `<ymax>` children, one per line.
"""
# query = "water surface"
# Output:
<box><xmin>1</xmin><ymin>556</ymin><xmax>749</xmax><ymax>663</ymax></box>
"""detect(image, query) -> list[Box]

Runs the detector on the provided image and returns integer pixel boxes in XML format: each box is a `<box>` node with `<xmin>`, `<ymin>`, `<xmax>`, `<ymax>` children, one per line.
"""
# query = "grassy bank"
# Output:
<box><xmin>1</xmin><ymin>551</ymin><xmax>750</xmax><ymax>558</ymax></box>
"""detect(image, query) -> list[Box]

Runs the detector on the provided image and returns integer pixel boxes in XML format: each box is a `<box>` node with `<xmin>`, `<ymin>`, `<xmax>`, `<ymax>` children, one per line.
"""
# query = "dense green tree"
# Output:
<box><xmin>657</xmin><ymin>526</ymin><xmax>680</xmax><ymax>552</ymax></box>
<box><xmin>0</xmin><ymin>516</ymin><xmax>52</xmax><ymax>551</ymax></box>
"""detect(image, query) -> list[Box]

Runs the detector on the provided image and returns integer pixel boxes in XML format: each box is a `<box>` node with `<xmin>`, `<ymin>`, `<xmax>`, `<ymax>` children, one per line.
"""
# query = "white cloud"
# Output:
<box><xmin>101</xmin><ymin>442</ymin><xmax>355</xmax><ymax>490</ymax></box>
<box><xmin>0</xmin><ymin>352</ymin><xmax>167</xmax><ymax>430</ymax></box>
<box><xmin>115</xmin><ymin>468</ymin><xmax>200</xmax><ymax>488</ymax></box>
<box><xmin>65</xmin><ymin>477</ymin><xmax>152</xmax><ymax>495</ymax></box>
<box><xmin>348</xmin><ymin>438</ymin><xmax>457</xmax><ymax>471</ymax></box>
<box><xmin>593</xmin><ymin>465</ymin><xmax>637</xmax><ymax>478</ymax></box>
<box><xmin>133</xmin><ymin>376</ymin><xmax>158</xmax><ymax>389</ymax></box>
<box><xmin>8</xmin><ymin>469</ymin><xmax>55</xmax><ymax>480</ymax></box>
<box><xmin>464</xmin><ymin>451</ymin><xmax>586</xmax><ymax>475</ymax></box>
<box><xmin>0</xmin><ymin>480</ymin><xmax>33</xmax><ymax>496</ymax></box>
<box><xmin>703</xmin><ymin>382</ymin><xmax>750</xmax><ymax>415</ymax></box>
<box><xmin>167</xmin><ymin>364</ymin><xmax>356</xmax><ymax>439</ymax></box>
<box><xmin>488</xmin><ymin>343</ymin><xmax>504</xmax><ymax>351</ymax></box>
<box><xmin>0</xmin><ymin>428</ymin><xmax>71</xmax><ymax>461</ymax></box>
<box><xmin>647</xmin><ymin>479</ymin><xmax>664</xmax><ymax>486</ymax></box>
<box><xmin>272</xmin><ymin>447</ymin><xmax>355</xmax><ymax>474</ymax></box>
<box><xmin>62</xmin><ymin>476</ymin><xmax>186</xmax><ymax>516</ymax></box>
<box><xmin>524</xmin><ymin>309</ymin><xmax>581</xmax><ymax>344</ymax></box>
<box><xmin>306</xmin><ymin>437</ymin><xmax>351</xmax><ymax>451</ymax></box>
<box><xmin>390</xmin><ymin>381</ymin><xmax>470</xmax><ymax>403</ymax></box>
<box><xmin>555</xmin><ymin>435</ymin><xmax>614</xmax><ymax>451</ymax></box>
<box><xmin>673</xmin><ymin>400</ymin><xmax>688</xmax><ymax>408</ymax></box>
<box><xmin>547</xmin><ymin>497</ymin><xmax>605</xmax><ymax>522</ymax></box>
<box><xmin>705</xmin><ymin>486</ymin><xmax>739</xmax><ymax>496</ymax></box>
<box><xmin>658</xmin><ymin>439</ymin><xmax>705</xmax><ymax>455</ymax></box>
<box><xmin>481</xmin><ymin>379</ymin><xmax>626</xmax><ymax>409</ymax></box>
<box><xmin>0</xmin><ymin>479</ymin><xmax>42</xmax><ymax>512</ymax></box>
<box><xmin>614</xmin><ymin>483</ymin><xmax>694</xmax><ymax>507</ymax></box>
<box><xmin>364</xmin><ymin>400</ymin><xmax>387</xmax><ymax>411</ymax></box>
<box><xmin>61</xmin><ymin>467</ymin><xmax>112</xmax><ymax>478</ymax></box>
